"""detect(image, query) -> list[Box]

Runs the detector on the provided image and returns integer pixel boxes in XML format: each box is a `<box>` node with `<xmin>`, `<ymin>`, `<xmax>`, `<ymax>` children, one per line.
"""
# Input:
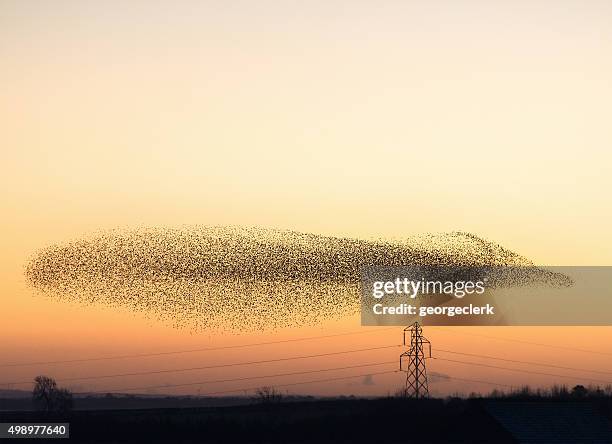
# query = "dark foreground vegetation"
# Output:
<box><xmin>1</xmin><ymin>384</ymin><xmax>611</xmax><ymax>443</ymax></box>
<box><xmin>2</xmin><ymin>392</ymin><xmax>612</xmax><ymax>443</ymax></box>
<box><xmin>0</xmin><ymin>398</ymin><xmax>515</xmax><ymax>443</ymax></box>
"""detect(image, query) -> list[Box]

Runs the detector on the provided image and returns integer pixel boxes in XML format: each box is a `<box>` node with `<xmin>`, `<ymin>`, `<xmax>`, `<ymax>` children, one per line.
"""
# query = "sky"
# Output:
<box><xmin>1</xmin><ymin>0</ymin><xmax>612</xmax><ymax>397</ymax></box>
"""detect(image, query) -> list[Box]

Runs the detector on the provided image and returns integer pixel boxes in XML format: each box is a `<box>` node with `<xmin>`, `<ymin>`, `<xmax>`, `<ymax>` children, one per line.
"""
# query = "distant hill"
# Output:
<box><xmin>0</xmin><ymin>389</ymin><xmax>30</xmax><ymax>399</ymax></box>
<box><xmin>0</xmin><ymin>393</ymin><xmax>315</xmax><ymax>411</ymax></box>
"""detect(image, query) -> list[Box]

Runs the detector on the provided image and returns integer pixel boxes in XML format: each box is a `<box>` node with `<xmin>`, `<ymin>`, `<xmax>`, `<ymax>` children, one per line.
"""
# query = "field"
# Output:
<box><xmin>4</xmin><ymin>396</ymin><xmax>610</xmax><ymax>443</ymax></box>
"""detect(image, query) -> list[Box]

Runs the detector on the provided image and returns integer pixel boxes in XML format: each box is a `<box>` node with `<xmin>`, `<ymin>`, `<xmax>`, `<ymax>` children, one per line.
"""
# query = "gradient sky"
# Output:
<box><xmin>1</xmin><ymin>0</ymin><xmax>611</xmax><ymax>397</ymax></box>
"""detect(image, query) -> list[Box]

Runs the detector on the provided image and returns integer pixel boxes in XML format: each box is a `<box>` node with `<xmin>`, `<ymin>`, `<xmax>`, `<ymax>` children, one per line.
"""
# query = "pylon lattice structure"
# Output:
<box><xmin>399</xmin><ymin>322</ymin><xmax>432</xmax><ymax>398</ymax></box>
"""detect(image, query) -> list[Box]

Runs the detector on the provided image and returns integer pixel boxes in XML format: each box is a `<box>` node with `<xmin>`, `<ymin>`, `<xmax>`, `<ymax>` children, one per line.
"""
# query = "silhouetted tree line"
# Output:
<box><xmin>480</xmin><ymin>384</ymin><xmax>612</xmax><ymax>400</ymax></box>
<box><xmin>32</xmin><ymin>375</ymin><xmax>73</xmax><ymax>414</ymax></box>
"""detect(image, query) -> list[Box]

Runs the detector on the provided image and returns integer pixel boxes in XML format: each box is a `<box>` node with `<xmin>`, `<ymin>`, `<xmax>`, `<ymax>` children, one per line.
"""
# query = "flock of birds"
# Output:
<box><xmin>24</xmin><ymin>226</ymin><xmax>570</xmax><ymax>331</ymax></box>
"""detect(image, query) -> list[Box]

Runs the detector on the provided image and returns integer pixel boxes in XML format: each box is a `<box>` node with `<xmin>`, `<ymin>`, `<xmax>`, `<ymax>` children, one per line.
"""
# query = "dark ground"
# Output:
<box><xmin>0</xmin><ymin>397</ymin><xmax>516</xmax><ymax>443</ymax></box>
<box><xmin>1</xmin><ymin>397</ymin><xmax>611</xmax><ymax>443</ymax></box>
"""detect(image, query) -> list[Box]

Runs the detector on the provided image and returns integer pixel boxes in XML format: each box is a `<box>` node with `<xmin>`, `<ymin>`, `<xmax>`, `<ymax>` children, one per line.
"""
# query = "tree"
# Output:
<box><xmin>53</xmin><ymin>388</ymin><xmax>73</xmax><ymax>413</ymax></box>
<box><xmin>571</xmin><ymin>384</ymin><xmax>588</xmax><ymax>398</ymax></box>
<box><xmin>254</xmin><ymin>386</ymin><xmax>282</xmax><ymax>404</ymax></box>
<box><xmin>32</xmin><ymin>375</ymin><xmax>73</xmax><ymax>413</ymax></box>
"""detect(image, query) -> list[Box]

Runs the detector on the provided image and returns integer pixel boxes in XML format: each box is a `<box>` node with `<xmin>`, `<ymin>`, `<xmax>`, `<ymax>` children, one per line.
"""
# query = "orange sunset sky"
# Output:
<box><xmin>1</xmin><ymin>0</ymin><xmax>612</xmax><ymax>397</ymax></box>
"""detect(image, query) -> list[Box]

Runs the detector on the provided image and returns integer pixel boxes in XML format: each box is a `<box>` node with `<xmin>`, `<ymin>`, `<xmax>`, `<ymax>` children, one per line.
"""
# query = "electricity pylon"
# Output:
<box><xmin>399</xmin><ymin>322</ymin><xmax>431</xmax><ymax>398</ymax></box>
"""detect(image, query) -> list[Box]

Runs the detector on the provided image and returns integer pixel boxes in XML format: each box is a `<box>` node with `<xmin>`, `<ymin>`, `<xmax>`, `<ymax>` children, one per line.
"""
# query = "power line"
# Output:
<box><xmin>0</xmin><ymin>327</ymin><xmax>398</xmax><ymax>368</ymax></box>
<box><xmin>6</xmin><ymin>325</ymin><xmax>609</xmax><ymax>369</ymax></box>
<box><xmin>6</xmin><ymin>325</ymin><xmax>611</xmax><ymax>398</ymax></box>
<box><xmin>8</xmin><ymin>342</ymin><xmax>611</xmax><ymax>391</ymax></box>
<box><xmin>7</xmin><ymin>337</ymin><xmax>610</xmax><ymax>395</ymax></box>
<box><xmin>193</xmin><ymin>370</ymin><xmax>399</xmax><ymax>397</ymax></box>
<box><xmin>442</xmin><ymin>375</ymin><xmax>512</xmax><ymax>388</ymax></box>
<box><xmin>73</xmin><ymin>364</ymin><xmax>515</xmax><ymax>397</ymax></box>
<box><xmin>186</xmin><ymin>371</ymin><xmax>514</xmax><ymax>398</ymax></box>
<box><xmin>434</xmin><ymin>348</ymin><xmax>612</xmax><ymax>376</ymax></box>
<box><xmin>2</xmin><ymin>345</ymin><xmax>401</xmax><ymax>386</ymax></box>
<box><xmin>434</xmin><ymin>357</ymin><xmax>611</xmax><ymax>385</ymax></box>
<box><xmin>75</xmin><ymin>361</ymin><xmax>397</xmax><ymax>395</ymax></box>
<box><xmin>431</xmin><ymin>327</ymin><xmax>612</xmax><ymax>356</ymax></box>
